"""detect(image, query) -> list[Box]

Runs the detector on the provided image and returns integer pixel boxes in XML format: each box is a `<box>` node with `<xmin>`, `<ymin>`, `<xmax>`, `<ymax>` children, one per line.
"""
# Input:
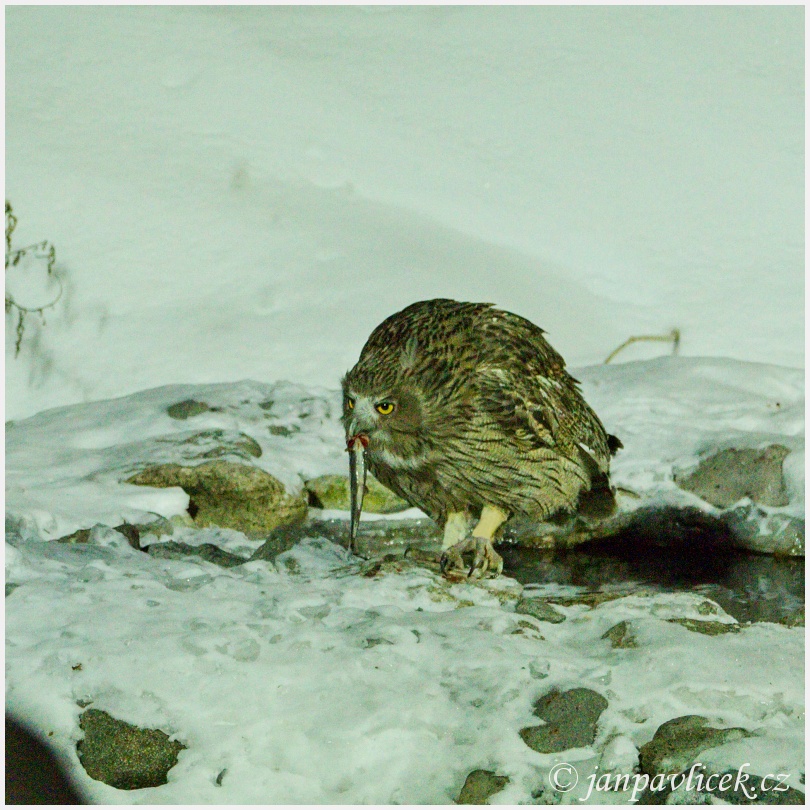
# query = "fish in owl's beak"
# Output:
<box><xmin>347</xmin><ymin>433</ymin><xmax>369</xmax><ymax>554</ymax></box>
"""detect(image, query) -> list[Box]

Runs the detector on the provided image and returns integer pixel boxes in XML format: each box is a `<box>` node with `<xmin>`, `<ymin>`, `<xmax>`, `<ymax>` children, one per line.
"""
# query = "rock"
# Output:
<box><xmin>131</xmin><ymin>516</ymin><xmax>177</xmax><ymax>541</ymax></box>
<box><xmin>504</xmin><ymin>509</ymin><xmax>635</xmax><ymax>551</ymax></box>
<box><xmin>546</xmin><ymin>588</ymin><xmax>648</xmax><ymax>609</ymax></box>
<box><xmin>127</xmin><ymin>461</ymin><xmax>307</xmax><ymax>535</ymax></box>
<box><xmin>146</xmin><ymin>541</ymin><xmax>247</xmax><ymax>568</ymax></box>
<box><xmin>304</xmin><ymin>474</ymin><xmax>410</xmax><ymax>513</ymax></box>
<box><xmin>511</xmin><ymin>620</ymin><xmax>545</xmax><ymax>640</ymax></box>
<box><xmin>55</xmin><ymin>527</ymin><xmax>93</xmax><ymax>544</ymax></box>
<box><xmin>249</xmin><ymin>523</ymin><xmax>327</xmax><ymax>563</ymax></box>
<box><xmin>722</xmin><ymin>509</ymin><xmax>804</xmax><ymax>556</ymax></box>
<box><xmin>268</xmin><ymin>424</ymin><xmax>298</xmax><ymax>436</ymax></box>
<box><xmin>166</xmin><ymin>399</ymin><xmax>210</xmax><ymax>420</ymax></box>
<box><xmin>528</xmin><ymin>661</ymin><xmax>550</xmax><ymax>680</ymax></box>
<box><xmin>674</xmin><ymin>445</ymin><xmax>790</xmax><ymax>509</ymax></box>
<box><xmin>53</xmin><ymin>524</ymin><xmax>142</xmax><ymax>551</ymax></box>
<box><xmin>601</xmin><ymin>620</ymin><xmax>638</xmax><ymax>648</ymax></box>
<box><xmin>639</xmin><ymin>715</ymin><xmax>750</xmax><ymax>776</ymax></box>
<box><xmin>519</xmin><ymin>688</ymin><xmax>608</xmax><ymax>754</ymax></box>
<box><xmin>55</xmin><ymin>523</ymin><xmax>142</xmax><ymax>550</ymax></box>
<box><xmin>515</xmin><ymin>597</ymin><xmax>566</xmax><ymax>624</ymax></box>
<box><xmin>667</xmin><ymin>618</ymin><xmax>740</xmax><ymax>635</ymax></box>
<box><xmin>778</xmin><ymin>605</ymin><xmax>804</xmax><ymax>628</ymax></box>
<box><xmin>456</xmin><ymin>769</ymin><xmax>510</xmax><ymax>804</ymax></box>
<box><xmin>149</xmin><ymin>428</ymin><xmax>263</xmax><ymax>462</ymax></box>
<box><xmin>77</xmin><ymin>708</ymin><xmax>185</xmax><ymax>790</ymax></box>
<box><xmin>188</xmin><ymin>429</ymin><xmax>263</xmax><ymax>460</ymax></box>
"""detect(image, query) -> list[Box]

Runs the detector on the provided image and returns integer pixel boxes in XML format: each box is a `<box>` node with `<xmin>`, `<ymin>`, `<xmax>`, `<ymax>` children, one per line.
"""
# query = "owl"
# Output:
<box><xmin>342</xmin><ymin>299</ymin><xmax>620</xmax><ymax>577</ymax></box>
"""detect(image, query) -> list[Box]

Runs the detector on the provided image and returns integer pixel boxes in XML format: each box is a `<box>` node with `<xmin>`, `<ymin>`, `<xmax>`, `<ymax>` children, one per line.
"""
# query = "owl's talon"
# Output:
<box><xmin>439</xmin><ymin>547</ymin><xmax>464</xmax><ymax>576</ymax></box>
<box><xmin>470</xmin><ymin>535</ymin><xmax>504</xmax><ymax>579</ymax></box>
<box><xmin>441</xmin><ymin>535</ymin><xmax>503</xmax><ymax>580</ymax></box>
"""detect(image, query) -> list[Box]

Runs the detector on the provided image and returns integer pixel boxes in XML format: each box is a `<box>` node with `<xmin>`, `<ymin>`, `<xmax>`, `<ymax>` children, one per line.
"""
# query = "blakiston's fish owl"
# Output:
<box><xmin>342</xmin><ymin>299</ymin><xmax>620</xmax><ymax>578</ymax></box>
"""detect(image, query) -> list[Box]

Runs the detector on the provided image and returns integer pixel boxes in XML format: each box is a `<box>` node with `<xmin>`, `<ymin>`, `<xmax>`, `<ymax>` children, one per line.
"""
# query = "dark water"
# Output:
<box><xmin>500</xmin><ymin>539</ymin><xmax>804</xmax><ymax>624</ymax></box>
<box><xmin>299</xmin><ymin>514</ymin><xmax>804</xmax><ymax>625</ymax></box>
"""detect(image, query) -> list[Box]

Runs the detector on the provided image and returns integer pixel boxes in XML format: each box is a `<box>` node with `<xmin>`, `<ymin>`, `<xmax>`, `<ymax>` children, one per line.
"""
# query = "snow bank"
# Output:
<box><xmin>5</xmin><ymin>7</ymin><xmax>803</xmax><ymax>419</ymax></box>
<box><xmin>6</xmin><ymin>357</ymin><xmax>803</xmax><ymax>549</ymax></box>
<box><xmin>4</xmin><ymin>357</ymin><xmax>804</xmax><ymax>802</ymax></box>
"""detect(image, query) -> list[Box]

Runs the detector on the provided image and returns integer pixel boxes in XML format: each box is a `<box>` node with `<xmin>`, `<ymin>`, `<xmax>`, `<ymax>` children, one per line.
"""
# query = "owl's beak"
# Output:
<box><xmin>347</xmin><ymin>433</ymin><xmax>369</xmax><ymax>555</ymax></box>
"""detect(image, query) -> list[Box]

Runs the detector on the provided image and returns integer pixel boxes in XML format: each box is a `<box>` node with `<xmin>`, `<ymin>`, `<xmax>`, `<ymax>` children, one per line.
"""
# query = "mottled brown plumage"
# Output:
<box><xmin>342</xmin><ymin>299</ymin><xmax>619</xmax><ymax>577</ymax></box>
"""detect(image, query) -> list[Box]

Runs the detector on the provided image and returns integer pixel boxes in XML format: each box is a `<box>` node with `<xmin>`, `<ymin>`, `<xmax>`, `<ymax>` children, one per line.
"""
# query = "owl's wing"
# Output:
<box><xmin>476</xmin><ymin>366</ymin><xmax>560</xmax><ymax>448</ymax></box>
<box><xmin>476</xmin><ymin>365</ymin><xmax>611</xmax><ymax>472</ymax></box>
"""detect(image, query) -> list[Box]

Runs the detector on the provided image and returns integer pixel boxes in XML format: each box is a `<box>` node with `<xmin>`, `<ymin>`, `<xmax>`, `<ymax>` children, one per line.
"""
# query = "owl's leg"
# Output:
<box><xmin>442</xmin><ymin>511</ymin><xmax>471</xmax><ymax>549</ymax></box>
<box><xmin>440</xmin><ymin>504</ymin><xmax>506</xmax><ymax>579</ymax></box>
<box><xmin>469</xmin><ymin>504</ymin><xmax>507</xmax><ymax>577</ymax></box>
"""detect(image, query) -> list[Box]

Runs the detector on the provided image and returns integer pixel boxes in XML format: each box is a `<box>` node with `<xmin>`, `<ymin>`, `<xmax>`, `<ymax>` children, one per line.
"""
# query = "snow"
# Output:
<box><xmin>6</xmin><ymin>358</ymin><xmax>804</xmax><ymax>543</ymax></box>
<box><xmin>5</xmin><ymin>362</ymin><xmax>805</xmax><ymax>803</ymax></box>
<box><xmin>4</xmin><ymin>6</ymin><xmax>804</xmax><ymax>805</ymax></box>
<box><xmin>4</xmin><ymin>6</ymin><xmax>803</xmax><ymax>419</ymax></box>
<box><xmin>6</xmin><ymin>525</ymin><xmax>806</xmax><ymax>804</ymax></box>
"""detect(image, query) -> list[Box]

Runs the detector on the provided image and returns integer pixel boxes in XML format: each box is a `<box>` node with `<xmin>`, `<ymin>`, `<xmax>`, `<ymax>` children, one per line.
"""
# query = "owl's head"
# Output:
<box><xmin>340</xmin><ymin>327</ymin><xmax>423</xmax><ymax>448</ymax></box>
<box><xmin>340</xmin><ymin>376</ymin><xmax>425</xmax><ymax>456</ymax></box>
<box><xmin>341</xmin><ymin>326</ymin><xmax>471</xmax><ymax>463</ymax></box>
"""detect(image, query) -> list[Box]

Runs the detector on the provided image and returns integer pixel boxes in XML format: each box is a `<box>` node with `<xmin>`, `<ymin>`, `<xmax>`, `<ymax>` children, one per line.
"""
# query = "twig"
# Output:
<box><xmin>604</xmin><ymin>329</ymin><xmax>681</xmax><ymax>364</ymax></box>
<box><xmin>5</xmin><ymin>201</ymin><xmax>64</xmax><ymax>356</ymax></box>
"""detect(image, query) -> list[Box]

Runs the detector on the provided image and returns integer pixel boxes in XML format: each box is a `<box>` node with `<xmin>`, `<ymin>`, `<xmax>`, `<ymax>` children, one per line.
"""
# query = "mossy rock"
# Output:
<box><xmin>601</xmin><ymin>620</ymin><xmax>638</xmax><ymax>648</ymax></box>
<box><xmin>305</xmin><ymin>474</ymin><xmax>410</xmax><ymax>513</ymax></box>
<box><xmin>457</xmin><ymin>769</ymin><xmax>510</xmax><ymax>804</ymax></box>
<box><xmin>127</xmin><ymin>461</ymin><xmax>307</xmax><ymax>535</ymax></box>
<box><xmin>77</xmin><ymin>708</ymin><xmax>185</xmax><ymax>790</ymax></box>
<box><xmin>520</xmin><ymin>688</ymin><xmax>608</xmax><ymax>754</ymax></box>
<box><xmin>639</xmin><ymin>715</ymin><xmax>750</xmax><ymax>776</ymax></box>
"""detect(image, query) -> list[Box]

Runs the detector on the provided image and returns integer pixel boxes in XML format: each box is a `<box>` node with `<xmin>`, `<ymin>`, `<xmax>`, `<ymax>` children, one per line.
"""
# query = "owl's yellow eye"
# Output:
<box><xmin>375</xmin><ymin>401</ymin><xmax>395</xmax><ymax>415</ymax></box>
<box><xmin>346</xmin><ymin>397</ymin><xmax>355</xmax><ymax>410</ymax></box>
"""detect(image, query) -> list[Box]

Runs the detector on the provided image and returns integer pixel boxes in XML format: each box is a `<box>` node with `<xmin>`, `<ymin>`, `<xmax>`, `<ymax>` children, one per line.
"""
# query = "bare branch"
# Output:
<box><xmin>5</xmin><ymin>201</ymin><xmax>65</xmax><ymax>357</ymax></box>
<box><xmin>604</xmin><ymin>329</ymin><xmax>681</xmax><ymax>364</ymax></box>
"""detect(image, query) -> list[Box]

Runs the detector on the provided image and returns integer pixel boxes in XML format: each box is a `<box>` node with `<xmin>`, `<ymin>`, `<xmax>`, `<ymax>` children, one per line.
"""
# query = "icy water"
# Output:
<box><xmin>317</xmin><ymin>515</ymin><xmax>804</xmax><ymax>625</ymax></box>
<box><xmin>500</xmin><ymin>542</ymin><xmax>804</xmax><ymax>625</ymax></box>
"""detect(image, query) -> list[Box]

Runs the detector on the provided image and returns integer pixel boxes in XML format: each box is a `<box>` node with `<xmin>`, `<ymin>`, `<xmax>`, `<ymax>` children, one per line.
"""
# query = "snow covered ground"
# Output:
<box><xmin>4</xmin><ymin>5</ymin><xmax>804</xmax><ymax>805</ymax></box>
<box><xmin>6</xmin><ymin>528</ymin><xmax>804</xmax><ymax>804</ymax></box>
<box><xmin>5</xmin><ymin>358</ymin><xmax>805</xmax><ymax>545</ymax></box>
<box><xmin>5</xmin><ymin>359</ymin><xmax>805</xmax><ymax>803</ymax></box>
